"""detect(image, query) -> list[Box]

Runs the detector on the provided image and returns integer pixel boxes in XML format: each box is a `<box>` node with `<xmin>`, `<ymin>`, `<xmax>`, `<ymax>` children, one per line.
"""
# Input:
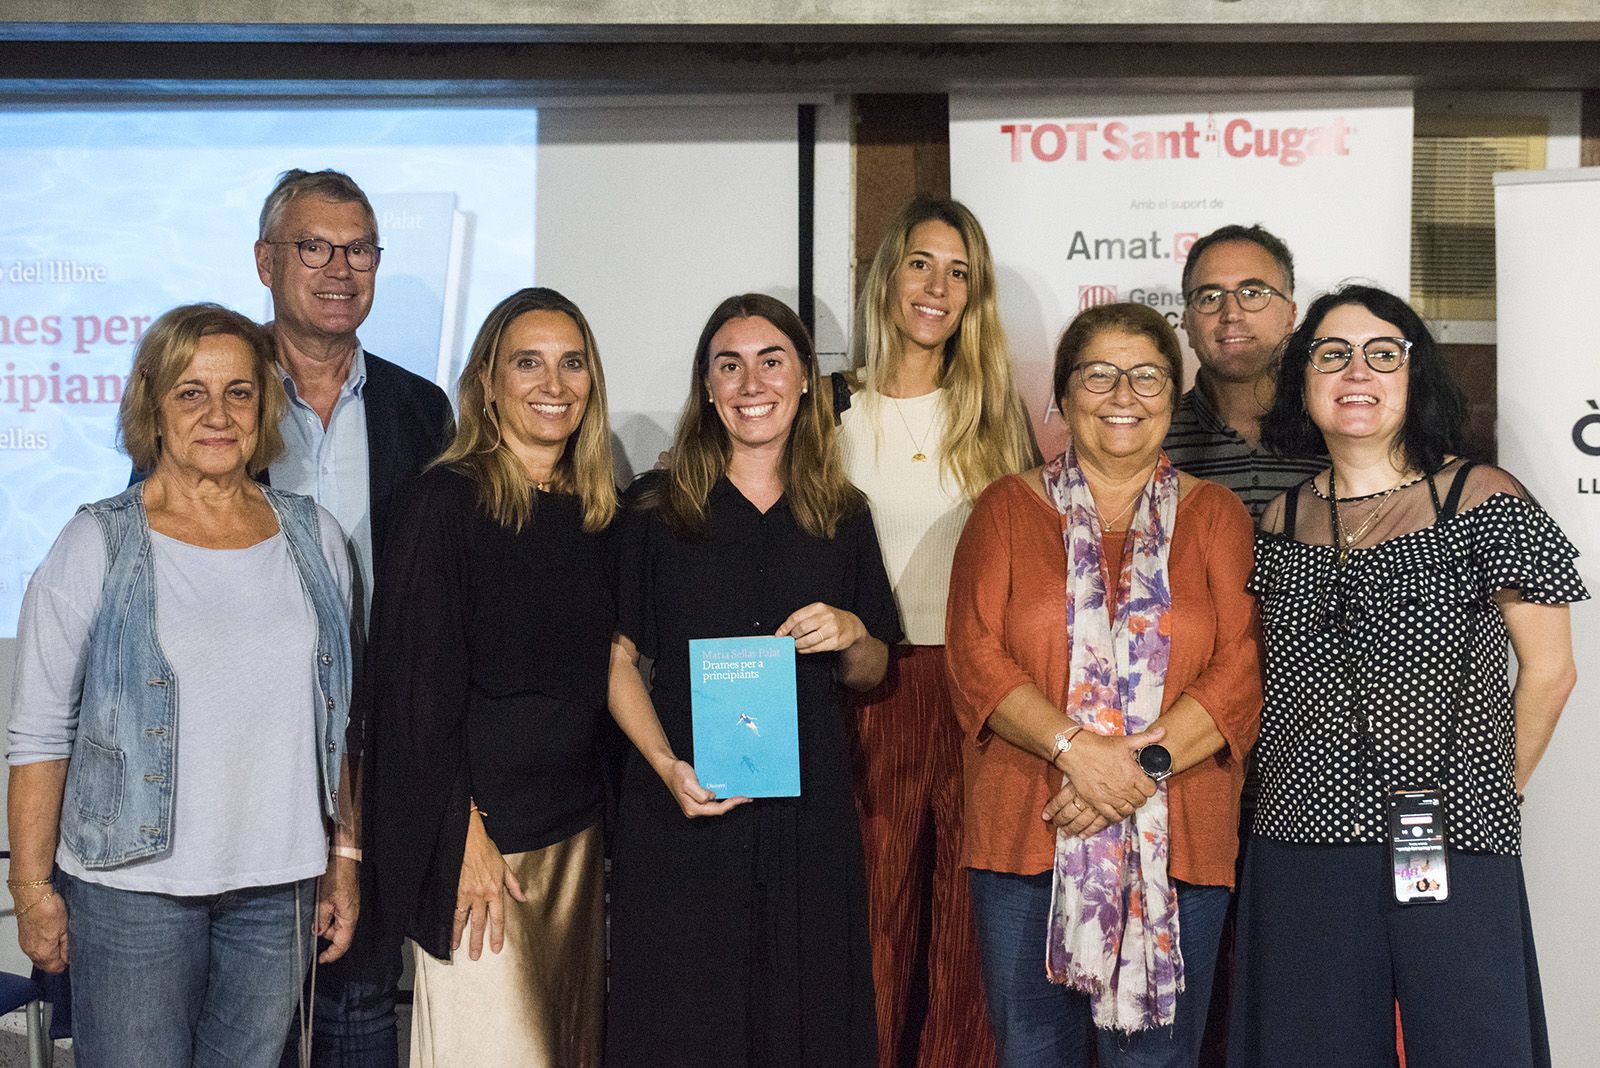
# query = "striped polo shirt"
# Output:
<box><xmin>1162</xmin><ymin>380</ymin><xmax>1326</xmax><ymax>524</ymax></box>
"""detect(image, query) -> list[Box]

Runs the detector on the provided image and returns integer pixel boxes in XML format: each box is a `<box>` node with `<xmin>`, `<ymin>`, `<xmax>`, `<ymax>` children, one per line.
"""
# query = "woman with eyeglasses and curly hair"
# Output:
<box><xmin>1231</xmin><ymin>284</ymin><xmax>1585</xmax><ymax>1068</ymax></box>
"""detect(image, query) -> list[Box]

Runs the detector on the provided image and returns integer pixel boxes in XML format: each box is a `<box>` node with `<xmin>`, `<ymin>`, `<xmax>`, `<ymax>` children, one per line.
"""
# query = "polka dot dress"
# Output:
<box><xmin>1248</xmin><ymin>481</ymin><xmax>1587</xmax><ymax>855</ymax></box>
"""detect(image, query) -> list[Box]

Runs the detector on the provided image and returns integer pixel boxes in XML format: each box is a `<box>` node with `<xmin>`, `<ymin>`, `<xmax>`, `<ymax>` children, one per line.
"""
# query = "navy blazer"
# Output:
<box><xmin>359</xmin><ymin>351</ymin><xmax>455</xmax><ymax>573</ymax></box>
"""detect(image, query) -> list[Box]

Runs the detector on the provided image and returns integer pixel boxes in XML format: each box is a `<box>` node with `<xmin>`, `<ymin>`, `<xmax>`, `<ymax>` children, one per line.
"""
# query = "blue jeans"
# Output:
<box><xmin>64</xmin><ymin>874</ymin><xmax>316</xmax><ymax>1068</ymax></box>
<box><xmin>277</xmin><ymin>933</ymin><xmax>403</xmax><ymax>1068</ymax></box>
<box><xmin>970</xmin><ymin>869</ymin><xmax>1230</xmax><ymax>1068</ymax></box>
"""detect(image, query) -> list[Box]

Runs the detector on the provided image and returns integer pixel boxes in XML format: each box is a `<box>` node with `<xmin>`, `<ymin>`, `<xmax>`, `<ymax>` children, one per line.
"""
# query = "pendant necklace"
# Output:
<box><xmin>1096</xmin><ymin>495</ymin><xmax>1137</xmax><ymax>532</ymax></box>
<box><xmin>1327</xmin><ymin>467</ymin><xmax>1406</xmax><ymax>566</ymax></box>
<box><xmin>888</xmin><ymin>395</ymin><xmax>937</xmax><ymax>462</ymax></box>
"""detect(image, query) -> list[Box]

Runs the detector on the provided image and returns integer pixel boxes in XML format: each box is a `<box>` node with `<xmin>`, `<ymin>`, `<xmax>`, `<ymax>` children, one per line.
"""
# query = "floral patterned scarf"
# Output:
<box><xmin>1042</xmin><ymin>445</ymin><xmax>1183</xmax><ymax>1032</ymax></box>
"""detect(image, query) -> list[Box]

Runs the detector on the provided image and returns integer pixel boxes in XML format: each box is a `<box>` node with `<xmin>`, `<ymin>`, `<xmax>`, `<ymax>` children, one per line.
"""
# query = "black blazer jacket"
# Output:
<box><xmin>360</xmin><ymin>351</ymin><xmax>455</xmax><ymax>572</ymax></box>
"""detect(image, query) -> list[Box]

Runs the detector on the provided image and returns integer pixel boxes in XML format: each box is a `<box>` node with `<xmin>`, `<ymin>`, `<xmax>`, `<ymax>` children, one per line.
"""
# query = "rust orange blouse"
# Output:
<box><xmin>945</xmin><ymin>473</ymin><xmax>1263</xmax><ymax>887</ymax></box>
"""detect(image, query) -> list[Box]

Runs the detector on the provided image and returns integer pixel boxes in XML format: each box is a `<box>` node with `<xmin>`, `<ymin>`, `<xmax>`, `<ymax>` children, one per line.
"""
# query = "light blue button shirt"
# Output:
<box><xmin>270</xmin><ymin>347</ymin><xmax>373</xmax><ymax>626</ymax></box>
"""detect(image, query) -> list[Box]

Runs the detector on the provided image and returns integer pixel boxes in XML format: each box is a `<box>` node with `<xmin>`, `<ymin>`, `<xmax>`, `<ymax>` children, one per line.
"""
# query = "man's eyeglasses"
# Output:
<box><xmin>1308</xmin><ymin>337</ymin><xmax>1412</xmax><ymax>374</ymax></box>
<box><xmin>267</xmin><ymin>238</ymin><xmax>382</xmax><ymax>272</ymax></box>
<box><xmin>1184</xmin><ymin>284</ymin><xmax>1286</xmax><ymax>315</ymax></box>
<box><xmin>1074</xmin><ymin>361</ymin><xmax>1172</xmax><ymax>398</ymax></box>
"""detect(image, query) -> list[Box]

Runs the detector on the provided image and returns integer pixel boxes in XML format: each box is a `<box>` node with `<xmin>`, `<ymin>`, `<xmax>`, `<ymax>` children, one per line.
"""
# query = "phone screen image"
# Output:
<box><xmin>1389</xmin><ymin>788</ymin><xmax>1450</xmax><ymax>904</ymax></box>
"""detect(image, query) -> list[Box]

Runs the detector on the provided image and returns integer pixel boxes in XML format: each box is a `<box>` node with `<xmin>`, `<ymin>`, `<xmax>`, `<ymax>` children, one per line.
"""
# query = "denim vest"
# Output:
<box><xmin>61</xmin><ymin>484</ymin><xmax>352</xmax><ymax>868</ymax></box>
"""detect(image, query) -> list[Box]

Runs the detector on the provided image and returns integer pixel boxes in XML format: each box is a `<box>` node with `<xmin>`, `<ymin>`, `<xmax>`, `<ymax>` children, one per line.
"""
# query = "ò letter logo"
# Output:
<box><xmin>1574</xmin><ymin>400</ymin><xmax>1600</xmax><ymax>456</ymax></box>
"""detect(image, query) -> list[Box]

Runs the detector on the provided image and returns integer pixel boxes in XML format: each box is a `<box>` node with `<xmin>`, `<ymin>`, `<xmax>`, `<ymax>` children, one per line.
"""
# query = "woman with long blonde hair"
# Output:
<box><xmin>606</xmin><ymin>294</ymin><xmax>902</xmax><ymax>1066</ymax></box>
<box><xmin>840</xmin><ymin>195</ymin><xmax>1037</xmax><ymax>1068</ymax></box>
<box><xmin>368</xmin><ymin>287</ymin><xmax>618</xmax><ymax>1066</ymax></box>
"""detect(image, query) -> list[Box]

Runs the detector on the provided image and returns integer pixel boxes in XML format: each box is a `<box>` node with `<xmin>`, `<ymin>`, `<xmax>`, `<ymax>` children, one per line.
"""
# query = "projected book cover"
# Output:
<box><xmin>363</xmin><ymin>192</ymin><xmax>470</xmax><ymax>389</ymax></box>
<box><xmin>0</xmin><ymin>106</ymin><xmax>536</xmax><ymax>637</ymax></box>
<box><xmin>689</xmin><ymin>636</ymin><xmax>800</xmax><ymax>798</ymax></box>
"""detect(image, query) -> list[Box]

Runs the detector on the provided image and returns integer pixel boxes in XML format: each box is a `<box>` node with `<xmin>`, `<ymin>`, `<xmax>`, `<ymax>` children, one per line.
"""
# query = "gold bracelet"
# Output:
<box><xmin>329</xmin><ymin>845</ymin><xmax>363</xmax><ymax>863</ymax></box>
<box><xmin>6</xmin><ymin>878</ymin><xmax>51</xmax><ymax>889</ymax></box>
<box><xmin>14</xmin><ymin>891</ymin><xmax>55</xmax><ymax>921</ymax></box>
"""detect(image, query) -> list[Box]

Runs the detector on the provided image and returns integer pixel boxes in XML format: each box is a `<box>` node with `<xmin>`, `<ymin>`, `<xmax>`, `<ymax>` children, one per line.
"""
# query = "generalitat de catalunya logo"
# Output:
<box><xmin>1078</xmin><ymin>285</ymin><xmax>1119</xmax><ymax>310</ymax></box>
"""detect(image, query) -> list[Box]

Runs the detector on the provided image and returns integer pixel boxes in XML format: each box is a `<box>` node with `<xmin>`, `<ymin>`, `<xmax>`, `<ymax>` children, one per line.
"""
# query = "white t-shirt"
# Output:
<box><xmin>9</xmin><ymin>505</ymin><xmax>350</xmax><ymax>895</ymax></box>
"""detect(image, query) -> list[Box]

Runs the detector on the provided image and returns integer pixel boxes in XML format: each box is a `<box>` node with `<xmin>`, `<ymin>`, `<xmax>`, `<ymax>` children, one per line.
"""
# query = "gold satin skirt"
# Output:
<box><xmin>409</xmin><ymin>822</ymin><xmax>604</xmax><ymax>1068</ymax></box>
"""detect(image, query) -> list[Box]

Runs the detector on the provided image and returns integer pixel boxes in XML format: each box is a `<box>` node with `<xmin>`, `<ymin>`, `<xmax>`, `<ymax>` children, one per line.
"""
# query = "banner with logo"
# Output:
<box><xmin>950</xmin><ymin>92</ymin><xmax>1412</xmax><ymax>455</ymax></box>
<box><xmin>1494</xmin><ymin>167</ymin><xmax>1600</xmax><ymax>1067</ymax></box>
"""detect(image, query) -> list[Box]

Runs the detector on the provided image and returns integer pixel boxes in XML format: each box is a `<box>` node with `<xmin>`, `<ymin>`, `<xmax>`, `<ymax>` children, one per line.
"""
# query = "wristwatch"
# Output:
<box><xmin>1133</xmin><ymin>743</ymin><xmax>1173</xmax><ymax>782</ymax></box>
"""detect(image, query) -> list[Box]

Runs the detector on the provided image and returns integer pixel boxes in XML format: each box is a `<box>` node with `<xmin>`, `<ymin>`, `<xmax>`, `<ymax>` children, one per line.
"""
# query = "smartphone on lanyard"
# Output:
<box><xmin>1389</xmin><ymin>787</ymin><xmax>1450</xmax><ymax>904</ymax></box>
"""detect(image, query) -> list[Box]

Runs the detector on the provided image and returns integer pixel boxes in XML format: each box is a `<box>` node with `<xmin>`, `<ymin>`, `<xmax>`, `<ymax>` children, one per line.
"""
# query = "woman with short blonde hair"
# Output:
<box><xmin>8</xmin><ymin>301</ymin><xmax>358</xmax><ymax>1068</ymax></box>
<box><xmin>118</xmin><ymin>302</ymin><xmax>286</xmax><ymax>474</ymax></box>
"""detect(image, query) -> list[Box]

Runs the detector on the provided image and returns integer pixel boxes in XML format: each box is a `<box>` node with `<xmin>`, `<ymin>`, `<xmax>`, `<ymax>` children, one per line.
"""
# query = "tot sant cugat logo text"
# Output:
<box><xmin>1000</xmin><ymin>113</ymin><xmax>1354</xmax><ymax>168</ymax></box>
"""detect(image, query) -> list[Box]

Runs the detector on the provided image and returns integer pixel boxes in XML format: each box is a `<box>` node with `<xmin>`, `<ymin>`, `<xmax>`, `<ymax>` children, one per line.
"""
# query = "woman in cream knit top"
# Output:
<box><xmin>841</xmin><ymin>195</ymin><xmax>1036</xmax><ymax>1068</ymax></box>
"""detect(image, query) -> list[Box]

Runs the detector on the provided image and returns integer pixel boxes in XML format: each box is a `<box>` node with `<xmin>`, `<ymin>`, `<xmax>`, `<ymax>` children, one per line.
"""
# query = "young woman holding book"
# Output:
<box><xmin>605</xmin><ymin>293</ymin><xmax>901</xmax><ymax>1066</ymax></box>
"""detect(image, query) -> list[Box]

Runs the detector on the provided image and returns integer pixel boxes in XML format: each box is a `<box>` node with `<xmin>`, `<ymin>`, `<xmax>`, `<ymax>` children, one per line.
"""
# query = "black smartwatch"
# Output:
<box><xmin>1134</xmin><ymin>743</ymin><xmax>1173</xmax><ymax>782</ymax></box>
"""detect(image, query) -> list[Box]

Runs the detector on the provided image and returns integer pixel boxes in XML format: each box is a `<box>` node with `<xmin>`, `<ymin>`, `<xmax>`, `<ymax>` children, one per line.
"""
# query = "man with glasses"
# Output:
<box><xmin>1163</xmin><ymin>224</ymin><xmax>1325</xmax><ymax>521</ymax></box>
<box><xmin>257</xmin><ymin>168</ymin><xmax>453</xmax><ymax>1068</ymax></box>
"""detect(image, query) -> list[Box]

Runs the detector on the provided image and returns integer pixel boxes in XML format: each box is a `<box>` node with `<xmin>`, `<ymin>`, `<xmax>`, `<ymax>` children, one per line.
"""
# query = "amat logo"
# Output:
<box><xmin>1078</xmin><ymin>285</ymin><xmax>1119</xmax><ymax>310</ymax></box>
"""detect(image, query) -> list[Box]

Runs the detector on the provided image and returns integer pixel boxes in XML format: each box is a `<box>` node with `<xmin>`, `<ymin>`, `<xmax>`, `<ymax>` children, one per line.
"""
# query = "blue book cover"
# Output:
<box><xmin>689</xmin><ymin>636</ymin><xmax>800</xmax><ymax>799</ymax></box>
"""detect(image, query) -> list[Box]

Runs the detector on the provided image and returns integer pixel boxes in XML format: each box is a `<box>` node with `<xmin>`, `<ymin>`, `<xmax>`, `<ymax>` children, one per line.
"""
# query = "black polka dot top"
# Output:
<box><xmin>1248</xmin><ymin>461</ymin><xmax>1588</xmax><ymax>855</ymax></box>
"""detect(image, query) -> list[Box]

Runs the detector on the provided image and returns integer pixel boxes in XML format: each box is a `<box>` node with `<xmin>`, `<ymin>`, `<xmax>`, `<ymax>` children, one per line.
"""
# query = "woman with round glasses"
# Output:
<box><xmin>946</xmin><ymin>302</ymin><xmax>1262</xmax><ymax>1066</ymax></box>
<box><xmin>1231</xmin><ymin>284</ymin><xmax>1585</xmax><ymax>1067</ymax></box>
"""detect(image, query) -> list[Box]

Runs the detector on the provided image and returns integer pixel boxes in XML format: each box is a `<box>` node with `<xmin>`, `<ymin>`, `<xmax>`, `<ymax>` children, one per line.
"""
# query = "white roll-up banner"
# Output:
<box><xmin>1495</xmin><ymin>167</ymin><xmax>1600</xmax><ymax>1068</ymax></box>
<box><xmin>949</xmin><ymin>91</ymin><xmax>1413</xmax><ymax>456</ymax></box>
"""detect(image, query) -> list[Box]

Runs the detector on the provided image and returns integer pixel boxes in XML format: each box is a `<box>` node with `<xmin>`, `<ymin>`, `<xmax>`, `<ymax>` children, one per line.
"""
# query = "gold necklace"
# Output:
<box><xmin>1328</xmin><ymin>469</ymin><xmax>1409</xmax><ymax>565</ymax></box>
<box><xmin>888</xmin><ymin>395</ymin><xmax>936</xmax><ymax>463</ymax></box>
<box><xmin>1097</xmin><ymin>495</ymin><xmax>1137</xmax><ymax>532</ymax></box>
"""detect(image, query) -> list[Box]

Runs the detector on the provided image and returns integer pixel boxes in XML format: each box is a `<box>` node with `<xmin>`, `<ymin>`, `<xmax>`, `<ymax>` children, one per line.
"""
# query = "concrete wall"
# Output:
<box><xmin>3</xmin><ymin>0</ymin><xmax>1600</xmax><ymax>38</ymax></box>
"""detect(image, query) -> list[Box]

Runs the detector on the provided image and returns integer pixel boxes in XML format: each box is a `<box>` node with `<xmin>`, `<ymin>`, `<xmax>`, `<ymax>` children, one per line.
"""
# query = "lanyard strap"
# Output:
<box><xmin>1323</xmin><ymin>463</ymin><xmax>1483</xmax><ymax>791</ymax></box>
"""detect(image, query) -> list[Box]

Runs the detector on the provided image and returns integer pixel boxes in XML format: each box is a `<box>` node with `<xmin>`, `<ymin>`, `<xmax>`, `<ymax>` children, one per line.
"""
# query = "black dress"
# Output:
<box><xmin>366</xmin><ymin>466</ymin><xmax>616</xmax><ymax>959</ymax></box>
<box><xmin>605</xmin><ymin>475</ymin><xmax>902</xmax><ymax>1068</ymax></box>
